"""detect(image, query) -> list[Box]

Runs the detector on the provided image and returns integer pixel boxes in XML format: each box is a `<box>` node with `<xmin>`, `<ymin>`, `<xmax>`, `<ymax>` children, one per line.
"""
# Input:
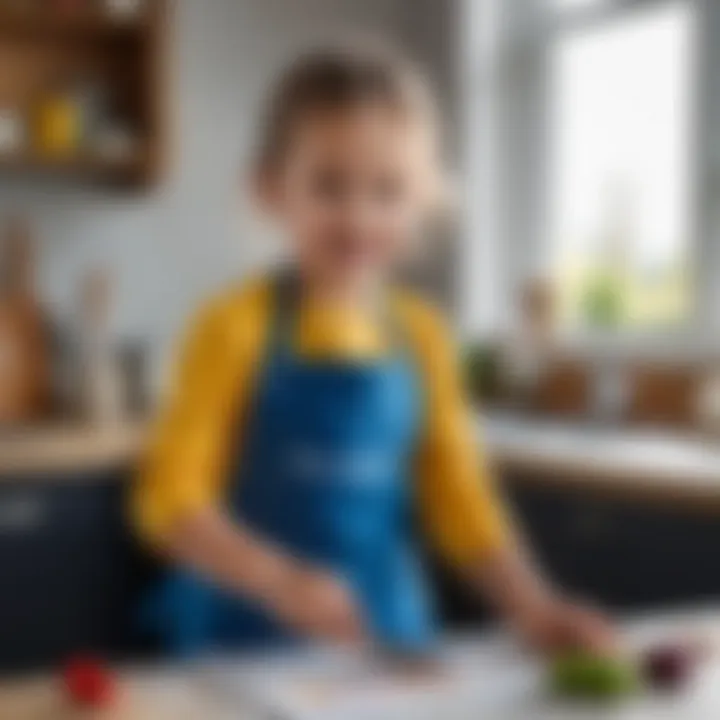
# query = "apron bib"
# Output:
<box><xmin>152</xmin><ymin>274</ymin><xmax>436</xmax><ymax>656</ymax></box>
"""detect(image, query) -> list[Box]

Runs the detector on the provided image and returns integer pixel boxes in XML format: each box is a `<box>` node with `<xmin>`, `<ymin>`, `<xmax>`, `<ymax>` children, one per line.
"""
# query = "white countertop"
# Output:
<box><xmin>483</xmin><ymin>413</ymin><xmax>720</xmax><ymax>503</ymax></box>
<box><xmin>5</xmin><ymin>608</ymin><xmax>717</xmax><ymax>720</ymax></box>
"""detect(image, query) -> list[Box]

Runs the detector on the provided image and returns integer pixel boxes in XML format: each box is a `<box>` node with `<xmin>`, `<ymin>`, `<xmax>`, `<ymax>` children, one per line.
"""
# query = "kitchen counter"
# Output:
<box><xmin>485</xmin><ymin>412</ymin><xmax>720</xmax><ymax>509</ymax></box>
<box><xmin>0</xmin><ymin>422</ymin><xmax>147</xmax><ymax>476</ymax></box>
<box><xmin>3</xmin><ymin>609</ymin><xmax>720</xmax><ymax>720</ymax></box>
<box><xmin>4</xmin><ymin>412</ymin><xmax>720</xmax><ymax>506</ymax></box>
<box><xmin>0</xmin><ymin>668</ymin><xmax>235</xmax><ymax>720</ymax></box>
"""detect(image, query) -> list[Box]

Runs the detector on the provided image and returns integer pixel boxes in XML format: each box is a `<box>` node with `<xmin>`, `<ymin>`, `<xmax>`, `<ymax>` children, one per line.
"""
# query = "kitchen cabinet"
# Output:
<box><xmin>0</xmin><ymin>468</ymin><xmax>154</xmax><ymax>673</ymax></box>
<box><xmin>506</xmin><ymin>478</ymin><xmax>720</xmax><ymax>610</ymax></box>
<box><xmin>428</xmin><ymin>471</ymin><xmax>720</xmax><ymax>632</ymax></box>
<box><xmin>4</xmin><ymin>418</ymin><xmax>720</xmax><ymax>673</ymax></box>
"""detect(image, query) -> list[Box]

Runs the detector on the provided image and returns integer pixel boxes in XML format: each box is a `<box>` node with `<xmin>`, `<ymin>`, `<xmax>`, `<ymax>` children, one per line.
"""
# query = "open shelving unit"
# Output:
<box><xmin>0</xmin><ymin>0</ymin><xmax>169</xmax><ymax>189</ymax></box>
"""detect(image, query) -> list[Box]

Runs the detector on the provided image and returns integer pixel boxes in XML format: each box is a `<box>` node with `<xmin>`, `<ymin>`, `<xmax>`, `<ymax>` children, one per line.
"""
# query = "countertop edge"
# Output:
<box><xmin>4</xmin><ymin>416</ymin><xmax>720</xmax><ymax>512</ymax></box>
<box><xmin>0</xmin><ymin>422</ymin><xmax>148</xmax><ymax>478</ymax></box>
<box><xmin>484</xmin><ymin>414</ymin><xmax>720</xmax><ymax>510</ymax></box>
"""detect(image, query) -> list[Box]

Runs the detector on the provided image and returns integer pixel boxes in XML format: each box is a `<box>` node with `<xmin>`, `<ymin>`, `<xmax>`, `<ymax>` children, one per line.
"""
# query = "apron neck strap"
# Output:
<box><xmin>270</xmin><ymin>268</ymin><xmax>301</xmax><ymax>357</ymax></box>
<box><xmin>269</xmin><ymin>269</ymin><xmax>409</xmax><ymax>358</ymax></box>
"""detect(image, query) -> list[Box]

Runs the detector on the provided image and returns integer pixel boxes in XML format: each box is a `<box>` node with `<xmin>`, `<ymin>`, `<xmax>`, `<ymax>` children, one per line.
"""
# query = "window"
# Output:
<box><xmin>551</xmin><ymin>0</ymin><xmax>611</xmax><ymax>11</ymax></box>
<box><xmin>547</xmin><ymin>2</ymin><xmax>695</xmax><ymax>331</ymax></box>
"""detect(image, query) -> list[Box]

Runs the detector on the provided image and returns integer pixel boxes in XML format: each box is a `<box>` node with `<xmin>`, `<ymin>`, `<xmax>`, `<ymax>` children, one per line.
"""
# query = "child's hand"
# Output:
<box><xmin>515</xmin><ymin>596</ymin><xmax>617</xmax><ymax>656</ymax></box>
<box><xmin>266</xmin><ymin>565</ymin><xmax>366</xmax><ymax>645</ymax></box>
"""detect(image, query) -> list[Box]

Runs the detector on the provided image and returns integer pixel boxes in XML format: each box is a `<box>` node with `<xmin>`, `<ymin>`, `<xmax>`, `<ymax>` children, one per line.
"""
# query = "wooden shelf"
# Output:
<box><xmin>0</xmin><ymin>11</ymin><xmax>151</xmax><ymax>39</ymax></box>
<box><xmin>0</xmin><ymin>150</ymin><xmax>148</xmax><ymax>182</ymax></box>
<box><xmin>0</xmin><ymin>0</ymin><xmax>169</xmax><ymax>189</ymax></box>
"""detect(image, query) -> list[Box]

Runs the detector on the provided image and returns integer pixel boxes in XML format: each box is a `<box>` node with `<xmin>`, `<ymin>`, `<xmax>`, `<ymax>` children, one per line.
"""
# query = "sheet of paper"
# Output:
<box><xmin>208</xmin><ymin>640</ymin><xmax>543</xmax><ymax>720</ymax></box>
<box><xmin>206</xmin><ymin>616</ymin><xmax>720</xmax><ymax>720</ymax></box>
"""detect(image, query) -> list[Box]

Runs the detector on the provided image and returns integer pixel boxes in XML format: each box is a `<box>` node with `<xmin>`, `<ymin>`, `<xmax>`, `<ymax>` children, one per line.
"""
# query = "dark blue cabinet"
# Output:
<box><xmin>3</xmin><ymin>467</ymin><xmax>719</xmax><ymax>673</ymax></box>
<box><xmin>506</xmin><ymin>480</ymin><xmax>720</xmax><ymax>610</ymax></box>
<box><xmin>428</xmin><ymin>477</ymin><xmax>720</xmax><ymax>631</ymax></box>
<box><xmin>0</xmin><ymin>471</ymin><xmax>154</xmax><ymax>674</ymax></box>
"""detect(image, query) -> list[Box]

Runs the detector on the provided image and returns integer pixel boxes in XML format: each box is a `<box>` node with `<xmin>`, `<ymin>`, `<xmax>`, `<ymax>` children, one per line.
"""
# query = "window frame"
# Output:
<box><xmin>461</xmin><ymin>0</ymin><xmax>710</xmax><ymax>356</ymax></box>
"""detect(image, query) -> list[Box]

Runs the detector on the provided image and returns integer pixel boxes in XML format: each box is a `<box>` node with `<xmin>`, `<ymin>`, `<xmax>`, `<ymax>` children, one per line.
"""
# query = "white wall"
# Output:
<box><xmin>397</xmin><ymin>0</ymin><xmax>462</xmax><ymax>310</ymax></box>
<box><xmin>0</xmin><ymin>0</ymin><xmax>426</xmax><ymax>373</ymax></box>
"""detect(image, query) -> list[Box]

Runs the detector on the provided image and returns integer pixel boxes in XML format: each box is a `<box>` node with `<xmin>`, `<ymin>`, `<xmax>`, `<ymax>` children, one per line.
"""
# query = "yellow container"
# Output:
<box><xmin>34</xmin><ymin>94</ymin><xmax>81</xmax><ymax>158</ymax></box>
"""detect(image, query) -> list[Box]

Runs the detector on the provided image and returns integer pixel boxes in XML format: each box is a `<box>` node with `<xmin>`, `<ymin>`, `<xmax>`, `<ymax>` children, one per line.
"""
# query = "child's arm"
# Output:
<box><xmin>468</xmin><ymin>543</ymin><xmax>613</xmax><ymax>654</ymax></box>
<box><xmin>401</xmin><ymin>295</ymin><xmax>615</xmax><ymax>654</ymax></box>
<box><xmin>164</xmin><ymin>507</ymin><xmax>364</xmax><ymax>644</ymax></box>
<box><xmin>134</xmin><ymin>282</ymin><xmax>364</xmax><ymax>645</ymax></box>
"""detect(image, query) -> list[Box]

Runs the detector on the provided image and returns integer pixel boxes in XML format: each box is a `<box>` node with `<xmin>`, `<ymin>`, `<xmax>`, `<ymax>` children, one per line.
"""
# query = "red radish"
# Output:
<box><xmin>62</xmin><ymin>657</ymin><xmax>117</xmax><ymax>708</ymax></box>
<box><xmin>642</xmin><ymin>641</ymin><xmax>702</xmax><ymax>690</ymax></box>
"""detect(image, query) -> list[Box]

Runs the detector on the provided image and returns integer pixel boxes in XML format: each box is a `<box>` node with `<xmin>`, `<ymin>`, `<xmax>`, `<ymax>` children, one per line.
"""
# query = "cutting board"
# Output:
<box><xmin>0</xmin><ymin>296</ymin><xmax>49</xmax><ymax>424</ymax></box>
<box><xmin>0</xmin><ymin>218</ymin><xmax>50</xmax><ymax>425</ymax></box>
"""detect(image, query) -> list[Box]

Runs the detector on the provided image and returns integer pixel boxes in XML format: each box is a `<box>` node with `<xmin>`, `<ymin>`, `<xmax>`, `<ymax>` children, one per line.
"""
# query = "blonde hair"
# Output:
<box><xmin>254</xmin><ymin>43</ymin><xmax>447</xmax><ymax>211</ymax></box>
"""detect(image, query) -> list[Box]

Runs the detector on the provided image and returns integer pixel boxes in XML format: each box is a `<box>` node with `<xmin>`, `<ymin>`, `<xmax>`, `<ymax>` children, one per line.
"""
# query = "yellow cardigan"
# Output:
<box><xmin>134</xmin><ymin>276</ymin><xmax>510</xmax><ymax>567</ymax></box>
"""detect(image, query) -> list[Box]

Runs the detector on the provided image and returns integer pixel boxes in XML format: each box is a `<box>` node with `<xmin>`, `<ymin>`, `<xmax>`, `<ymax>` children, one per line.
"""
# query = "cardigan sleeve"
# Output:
<box><xmin>132</xmin><ymin>279</ymin><xmax>271</xmax><ymax>546</ymax></box>
<box><xmin>398</xmin><ymin>294</ymin><xmax>512</xmax><ymax>566</ymax></box>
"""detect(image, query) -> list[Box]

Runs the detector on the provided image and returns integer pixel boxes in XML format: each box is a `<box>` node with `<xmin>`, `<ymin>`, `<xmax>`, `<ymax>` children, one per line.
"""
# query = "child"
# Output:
<box><xmin>135</xmin><ymin>45</ymin><xmax>613</xmax><ymax>657</ymax></box>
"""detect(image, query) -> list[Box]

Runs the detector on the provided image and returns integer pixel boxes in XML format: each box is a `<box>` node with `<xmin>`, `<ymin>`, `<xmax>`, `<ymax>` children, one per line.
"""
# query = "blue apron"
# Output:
<box><xmin>151</xmin><ymin>274</ymin><xmax>436</xmax><ymax>656</ymax></box>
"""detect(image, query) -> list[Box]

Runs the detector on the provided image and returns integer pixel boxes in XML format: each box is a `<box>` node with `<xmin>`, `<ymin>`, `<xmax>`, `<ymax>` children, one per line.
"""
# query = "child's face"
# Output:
<box><xmin>262</xmin><ymin>106</ymin><xmax>436</xmax><ymax>290</ymax></box>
